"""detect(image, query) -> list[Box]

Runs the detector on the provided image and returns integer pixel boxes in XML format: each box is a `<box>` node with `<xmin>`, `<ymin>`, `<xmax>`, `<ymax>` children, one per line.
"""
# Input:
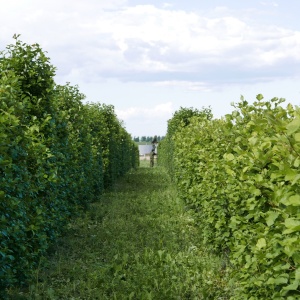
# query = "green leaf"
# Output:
<box><xmin>284</xmin><ymin>244</ymin><xmax>298</xmax><ymax>256</ymax></box>
<box><xmin>248</xmin><ymin>136</ymin><xmax>258</xmax><ymax>146</ymax></box>
<box><xmin>293</xmin><ymin>253</ymin><xmax>300</xmax><ymax>264</ymax></box>
<box><xmin>287</xmin><ymin>118</ymin><xmax>300</xmax><ymax>135</ymax></box>
<box><xmin>281</xmin><ymin>195</ymin><xmax>300</xmax><ymax>206</ymax></box>
<box><xmin>225</xmin><ymin>168</ymin><xmax>235</xmax><ymax>176</ymax></box>
<box><xmin>274</xmin><ymin>277</ymin><xmax>288</xmax><ymax>285</ymax></box>
<box><xmin>157</xmin><ymin>250</ymin><xmax>164</xmax><ymax>260</ymax></box>
<box><xmin>292</xmin><ymin>174</ymin><xmax>300</xmax><ymax>185</ymax></box>
<box><xmin>249</xmin><ymin>186</ymin><xmax>261</xmax><ymax>196</ymax></box>
<box><xmin>283</xmin><ymin>226</ymin><xmax>300</xmax><ymax>235</ymax></box>
<box><xmin>273</xmin><ymin>263</ymin><xmax>290</xmax><ymax>271</ymax></box>
<box><xmin>256</xmin><ymin>238</ymin><xmax>266</xmax><ymax>250</ymax></box>
<box><xmin>282</xmin><ymin>280</ymin><xmax>299</xmax><ymax>291</ymax></box>
<box><xmin>256</xmin><ymin>94</ymin><xmax>264</xmax><ymax>101</ymax></box>
<box><xmin>265</xmin><ymin>211</ymin><xmax>279</xmax><ymax>226</ymax></box>
<box><xmin>288</xmin><ymin>195</ymin><xmax>300</xmax><ymax>206</ymax></box>
<box><xmin>283</xmin><ymin>218</ymin><xmax>300</xmax><ymax>234</ymax></box>
<box><xmin>267</xmin><ymin>276</ymin><xmax>288</xmax><ymax>285</ymax></box>
<box><xmin>285</xmin><ymin>169</ymin><xmax>298</xmax><ymax>181</ymax></box>
<box><xmin>224</xmin><ymin>153</ymin><xmax>235</xmax><ymax>161</ymax></box>
<box><xmin>296</xmin><ymin>268</ymin><xmax>300</xmax><ymax>280</ymax></box>
<box><xmin>294</xmin><ymin>133</ymin><xmax>300</xmax><ymax>142</ymax></box>
<box><xmin>294</xmin><ymin>157</ymin><xmax>300</xmax><ymax>168</ymax></box>
<box><xmin>229</xmin><ymin>216</ymin><xmax>240</xmax><ymax>229</ymax></box>
<box><xmin>285</xmin><ymin>218</ymin><xmax>300</xmax><ymax>229</ymax></box>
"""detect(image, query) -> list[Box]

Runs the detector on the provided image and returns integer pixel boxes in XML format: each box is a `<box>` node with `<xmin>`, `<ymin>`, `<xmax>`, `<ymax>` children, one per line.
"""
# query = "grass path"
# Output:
<box><xmin>11</xmin><ymin>161</ymin><xmax>232</xmax><ymax>299</ymax></box>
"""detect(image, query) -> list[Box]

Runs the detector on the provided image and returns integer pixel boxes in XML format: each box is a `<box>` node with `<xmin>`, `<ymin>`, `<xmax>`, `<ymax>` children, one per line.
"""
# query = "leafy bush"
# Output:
<box><xmin>158</xmin><ymin>106</ymin><xmax>212</xmax><ymax>179</ymax></box>
<box><xmin>159</xmin><ymin>95</ymin><xmax>300</xmax><ymax>299</ymax></box>
<box><xmin>0</xmin><ymin>37</ymin><xmax>138</xmax><ymax>296</ymax></box>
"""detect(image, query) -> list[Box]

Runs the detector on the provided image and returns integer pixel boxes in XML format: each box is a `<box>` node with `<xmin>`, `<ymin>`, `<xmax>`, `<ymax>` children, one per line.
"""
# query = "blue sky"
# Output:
<box><xmin>1</xmin><ymin>0</ymin><xmax>300</xmax><ymax>137</ymax></box>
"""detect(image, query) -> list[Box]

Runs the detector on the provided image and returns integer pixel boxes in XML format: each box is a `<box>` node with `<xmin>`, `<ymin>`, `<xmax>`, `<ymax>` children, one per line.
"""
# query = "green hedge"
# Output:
<box><xmin>158</xmin><ymin>106</ymin><xmax>212</xmax><ymax>180</ymax></box>
<box><xmin>0</xmin><ymin>38</ymin><xmax>138</xmax><ymax>295</ymax></box>
<box><xmin>159</xmin><ymin>96</ymin><xmax>300</xmax><ymax>299</ymax></box>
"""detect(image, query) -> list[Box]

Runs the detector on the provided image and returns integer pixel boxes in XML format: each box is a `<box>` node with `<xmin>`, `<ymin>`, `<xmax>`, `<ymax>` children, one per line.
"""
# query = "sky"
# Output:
<box><xmin>1</xmin><ymin>0</ymin><xmax>300</xmax><ymax>137</ymax></box>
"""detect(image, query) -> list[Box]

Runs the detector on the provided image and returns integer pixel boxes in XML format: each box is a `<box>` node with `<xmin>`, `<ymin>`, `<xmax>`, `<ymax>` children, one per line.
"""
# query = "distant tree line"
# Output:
<box><xmin>133</xmin><ymin>136</ymin><xmax>165</xmax><ymax>143</ymax></box>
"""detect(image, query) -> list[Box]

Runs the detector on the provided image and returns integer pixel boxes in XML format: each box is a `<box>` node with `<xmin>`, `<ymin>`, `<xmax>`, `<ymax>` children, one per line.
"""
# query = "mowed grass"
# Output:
<box><xmin>10</xmin><ymin>161</ymin><xmax>232</xmax><ymax>299</ymax></box>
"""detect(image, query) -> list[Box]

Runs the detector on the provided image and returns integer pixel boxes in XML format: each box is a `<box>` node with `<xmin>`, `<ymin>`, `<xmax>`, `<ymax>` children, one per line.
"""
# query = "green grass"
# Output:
<box><xmin>9</xmin><ymin>163</ymin><xmax>233</xmax><ymax>299</ymax></box>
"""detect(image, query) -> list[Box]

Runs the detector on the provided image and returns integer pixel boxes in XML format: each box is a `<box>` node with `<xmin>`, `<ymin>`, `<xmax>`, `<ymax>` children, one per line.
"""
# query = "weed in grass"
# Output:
<box><xmin>8</xmin><ymin>166</ymin><xmax>233</xmax><ymax>299</ymax></box>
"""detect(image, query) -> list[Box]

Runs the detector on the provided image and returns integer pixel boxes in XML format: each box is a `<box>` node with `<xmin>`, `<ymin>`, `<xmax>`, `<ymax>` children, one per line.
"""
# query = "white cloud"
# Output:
<box><xmin>1</xmin><ymin>1</ymin><xmax>300</xmax><ymax>88</ymax></box>
<box><xmin>2</xmin><ymin>1</ymin><xmax>300</xmax><ymax>137</ymax></box>
<box><xmin>162</xmin><ymin>3</ymin><xmax>173</xmax><ymax>9</ymax></box>
<box><xmin>116</xmin><ymin>102</ymin><xmax>174</xmax><ymax>136</ymax></box>
<box><xmin>154</xmin><ymin>81</ymin><xmax>213</xmax><ymax>92</ymax></box>
<box><xmin>116</xmin><ymin>102</ymin><xmax>173</xmax><ymax>120</ymax></box>
<box><xmin>77</xmin><ymin>5</ymin><xmax>300</xmax><ymax>83</ymax></box>
<box><xmin>260</xmin><ymin>1</ymin><xmax>279</xmax><ymax>7</ymax></box>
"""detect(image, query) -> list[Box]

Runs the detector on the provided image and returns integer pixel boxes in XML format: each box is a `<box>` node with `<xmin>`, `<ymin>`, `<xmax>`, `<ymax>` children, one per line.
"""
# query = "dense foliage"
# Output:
<box><xmin>0</xmin><ymin>38</ymin><xmax>138</xmax><ymax>295</ymax></box>
<box><xmin>159</xmin><ymin>96</ymin><xmax>300</xmax><ymax>299</ymax></box>
<box><xmin>158</xmin><ymin>106</ymin><xmax>212</xmax><ymax>180</ymax></box>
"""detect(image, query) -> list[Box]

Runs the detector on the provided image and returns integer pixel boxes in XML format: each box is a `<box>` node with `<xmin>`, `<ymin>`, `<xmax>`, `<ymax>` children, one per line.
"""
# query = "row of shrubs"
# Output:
<box><xmin>0</xmin><ymin>38</ymin><xmax>139</xmax><ymax>294</ymax></box>
<box><xmin>159</xmin><ymin>96</ymin><xmax>300</xmax><ymax>299</ymax></box>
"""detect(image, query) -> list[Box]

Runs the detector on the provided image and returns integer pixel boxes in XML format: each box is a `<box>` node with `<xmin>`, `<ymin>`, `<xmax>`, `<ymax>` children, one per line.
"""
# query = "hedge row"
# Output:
<box><xmin>159</xmin><ymin>96</ymin><xmax>300</xmax><ymax>299</ymax></box>
<box><xmin>0</xmin><ymin>38</ymin><xmax>139</xmax><ymax>294</ymax></box>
